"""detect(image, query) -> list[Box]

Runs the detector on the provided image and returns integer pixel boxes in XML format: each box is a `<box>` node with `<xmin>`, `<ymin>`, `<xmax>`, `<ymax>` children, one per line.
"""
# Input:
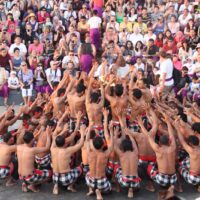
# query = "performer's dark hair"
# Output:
<box><xmin>121</xmin><ymin>138</ymin><xmax>133</xmax><ymax>152</ymax></box>
<box><xmin>160</xmin><ymin>135</ymin><xmax>169</xmax><ymax>146</ymax></box>
<box><xmin>93</xmin><ymin>136</ymin><xmax>104</xmax><ymax>150</ymax></box>
<box><xmin>187</xmin><ymin>135</ymin><xmax>199</xmax><ymax>146</ymax></box>
<box><xmin>192</xmin><ymin>122</ymin><xmax>200</xmax><ymax>134</ymax></box>
<box><xmin>132</xmin><ymin>88</ymin><xmax>142</xmax><ymax>99</ymax></box>
<box><xmin>115</xmin><ymin>84</ymin><xmax>123</xmax><ymax>97</ymax></box>
<box><xmin>56</xmin><ymin>136</ymin><xmax>65</xmax><ymax>147</ymax></box>
<box><xmin>23</xmin><ymin>131</ymin><xmax>34</xmax><ymax>144</ymax></box>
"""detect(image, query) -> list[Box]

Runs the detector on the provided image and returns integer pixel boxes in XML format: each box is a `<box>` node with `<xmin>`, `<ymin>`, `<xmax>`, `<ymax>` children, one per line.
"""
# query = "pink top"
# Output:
<box><xmin>93</xmin><ymin>0</ymin><xmax>103</xmax><ymax>7</ymax></box>
<box><xmin>173</xmin><ymin>60</ymin><xmax>182</xmax><ymax>71</ymax></box>
<box><xmin>28</xmin><ymin>43</ymin><xmax>44</xmax><ymax>55</ymax></box>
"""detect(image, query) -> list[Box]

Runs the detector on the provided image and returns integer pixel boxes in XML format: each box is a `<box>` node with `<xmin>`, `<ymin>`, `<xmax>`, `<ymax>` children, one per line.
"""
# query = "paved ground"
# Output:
<box><xmin>0</xmin><ymin>180</ymin><xmax>200</xmax><ymax>200</ymax></box>
<box><xmin>0</xmin><ymin>106</ymin><xmax>200</xmax><ymax>200</ymax></box>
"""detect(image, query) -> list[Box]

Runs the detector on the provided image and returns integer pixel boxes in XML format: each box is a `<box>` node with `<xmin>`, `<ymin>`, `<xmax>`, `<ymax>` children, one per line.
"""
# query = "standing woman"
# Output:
<box><xmin>78</xmin><ymin>35</ymin><xmax>96</xmax><ymax>74</ymax></box>
<box><xmin>0</xmin><ymin>66</ymin><xmax>9</xmax><ymax>106</ymax></box>
<box><xmin>88</xmin><ymin>10</ymin><xmax>102</xmax><ymax>50</ymax></box>
<box><xmin>18</xmin><ymin>62</ymin><xmax>34</xmax><ymax>105</ymax></box>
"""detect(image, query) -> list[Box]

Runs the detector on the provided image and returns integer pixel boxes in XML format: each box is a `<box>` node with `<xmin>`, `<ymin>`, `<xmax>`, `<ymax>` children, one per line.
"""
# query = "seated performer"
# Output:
<box><xmin>17</xmin><ymin>130</ymin><xmax>52</xmax><ymax>192</ymax></box>
<box><xmin>0</xmin><ymin>132</ymin><xmax>17</xmax><ymax>186</ymax></box>
<box><xmin>51</xmin><ymin>125</ymin><xmax>85</xmax><ymax>195</ymax></box>
<box><xmin>176</xmin><ymin>126</ymin><xmax>200</xmax><ymax>192</ymax></box>
<box><xmin>85</xmin><ymin>124</ymin><xmax>113</xmax><ymax>200</ymax></box>
<box><xmin>142</xmin><ymin>113</ymin><xmax>177</xmax><ymax>199</ymax></box>
<box><xmin>113</xmin><ymin>126</ymin><xmax>141</xmax><ymax>198</ymax></box>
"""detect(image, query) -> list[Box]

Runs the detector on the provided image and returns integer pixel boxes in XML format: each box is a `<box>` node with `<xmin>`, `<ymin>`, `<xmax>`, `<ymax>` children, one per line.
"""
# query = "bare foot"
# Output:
<box><xmin>158</xmin><ymin>190</ymin><xmax>167</xmax><ymax>200</ymax></box>
<box><xmin>28</xmin><ymin>185</ymin><xmax>40</xmax><ymax>193</ymax></box>
<box><xmin>197</xmin><ymin>185</ymin><xmax>200</xmax><ymax>193</ymax></box>
<box><xmin>175</xmin><ymin>184</ymin><xmax>183</xmax><ymax>193</ymax></box>
<box><xmin>5</xmin><ymin>178</ymin><xmax>17</xmax><ymax>187</ymax></box>
<box><xmin>86</xmin><ymin>187</ymin><xmax>94</xmax><ymax>196</ymax></box>
<box><xmin>145</xmin><ymin>182</ymin><xmax>155</xmax><ymax>192</ymax></box>
<box><xmin>67</xmin><ymin>185</ymin><xmax>77</xmax><ymax>193</ymax></box>
<box><xmin>53</xmin><ymin>184</ymin><xmax>59</xmax><ymax>195</ymax></box>
<box><xmin>95</xmin><ymin>189</ymin><xmax>103</xmax><ymax>200</ymax></box>
<box><xmin>128</xmin><ymin>188</ymin><xmax>133</xmax><ymax>198</ymax></box>
<box><xmin>22</xmin><ymin>183</ymin><xmax>28</xmax><ymax>192</ymax></box>
<box><xmin>165</xmin><ymin>185</ymin><xmax>175</xmax><ymax>200</ymax></box>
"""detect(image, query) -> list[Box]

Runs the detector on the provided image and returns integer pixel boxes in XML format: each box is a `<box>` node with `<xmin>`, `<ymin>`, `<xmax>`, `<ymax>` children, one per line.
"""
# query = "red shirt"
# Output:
<box><xmin>37</xmin><ymin>12</ymin><xmax>49</xmax><ymax>23</ymax></box>
<box><xmin>162</xmin><ymin>43</ymin><xmax>178</xmax><ymax>54</ymax></box>
<box><xmin>0</xmin><ymin>54</ymin><xmax>11</xmax><ymax>67</ymax></box>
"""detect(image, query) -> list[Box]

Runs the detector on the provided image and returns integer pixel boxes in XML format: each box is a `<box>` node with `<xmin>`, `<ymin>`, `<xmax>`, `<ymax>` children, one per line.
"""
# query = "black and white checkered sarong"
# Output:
<box><xmin>179</xmin><ymin>167</ymin><xmax>200</xmax><ymax>185</ymax></box>
<box><xmin>19</xmin><ymin>169</ymin><xmax>52</xmax><ymax>184</ymax></box>
<box><xmin>35</xmin><ymin>154</ymin><xmax>51</xmax><ymax>168</ymax></box>
<box><xmin>85</xmin><ymin>172</ymin><xmax>111</xmax><ymax>192</ymax></box>
<box><xmin>115</xmin><ymin>167</ymin><xmax>141</xmax><ymax>188</ymax></box>
<box><xmin>53</xmin><ymin>167</ymin><xmax>82</xmax><ymax>186</ymax></box>
<box><xmin>147</xmin><ymin>163</ymin><xmax>177</xmax><ymax>187</ymax></box>
<box><xmin>0</xmin><ymin>167</ymin><xmax>10</xmax><ymax>179</ymax></box>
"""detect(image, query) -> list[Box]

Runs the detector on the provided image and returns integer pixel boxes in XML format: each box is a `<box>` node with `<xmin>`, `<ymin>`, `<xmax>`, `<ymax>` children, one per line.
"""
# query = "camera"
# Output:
<box><xmin>23</xmin><ymin>82</ymin><xmax>30</xmax><ymax>89</ymax></box>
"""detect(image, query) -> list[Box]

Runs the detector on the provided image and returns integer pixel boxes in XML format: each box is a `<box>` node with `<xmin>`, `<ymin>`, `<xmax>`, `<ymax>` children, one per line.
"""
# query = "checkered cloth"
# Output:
<box><xmin>179</xmin><ymin>166</ymin><xmax>200</xmax><ymax>185</ymax></box>
<box><xmin>147</xmin><ymin>163</ymin><xmax>177</xmax><ymax>187</ymax></box>
<box><xmin>106</xmin><ymin>160</ymin><xmax>115</xmax><ymax>175</ymax></box>
<box><xmin>35</xmin><ymin>154</ymin><xmax>51</xmax><ymax>168</ymax></box>
<box><xmin>69</xmin><ymin>117</ymin><xmax>88</xmax><ymax>131</ymax></box>
<box><xmin>85</xmin><ymin>172</ymin><xmax>111</xmax><ymax>192</ymax></box>
<box><xmin>128</xmin><ymin>122</ymin><xmax>140</xmax><ymax>132</ymax></box>
<box><xmin>0</xmin><ymin>166</ymin><xmax>10</xmax><ymax>179</ymax></box>
<box><xmin>19</xmin><ymin>169</ymin><xmax>52</xmax><ymax>184</ymax></box>
<box><xmin>92</xmin><ymin>125</ymin><xmax>104</xmax><ymax>138</ymax></box>
<box><xmin>179</xmin><ymin>157</ymin><xmax>190</xmax><ymax>169</ymax></box>
<box><xmin>53</xmin><ymin>166</ymin><xmax>82</xmax><ymax>186</ymax></box>
<box><xmin>82</xmin><ymin>164</ymin><xmax>89</xmax><ymax>175</ymax></box>
<box><xmin>115</xmin><ymin>167</ymin><xmax>141</xmax><ymax>188</ymax></box>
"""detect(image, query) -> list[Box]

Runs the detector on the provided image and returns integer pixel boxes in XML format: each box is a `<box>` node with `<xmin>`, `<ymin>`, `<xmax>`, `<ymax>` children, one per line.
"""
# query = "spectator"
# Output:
<box><xmin>8</xmin><ymin>70</ymin><xmax>20</xmax><ymax>90</ymax></box>
<box><xmin>0</xmin><ymin>66</ymin><xmax>8</xmax><ymax>105</ymax></box>
<box><xmin>18</xmin><ymin>61</ymin><xmax>33</xmax><ymax>105</ymax></box>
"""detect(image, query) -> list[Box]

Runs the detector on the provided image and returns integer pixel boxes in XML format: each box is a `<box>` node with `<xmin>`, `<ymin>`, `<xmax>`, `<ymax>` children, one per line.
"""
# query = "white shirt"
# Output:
<box><xmin>117</xmin><ymin>65</ymin><xmax>130</xmax><ymax>78</ymax></box>
<box><xmin>143</xmin><ymin>34</ymin><xmax>156</xmax><ymax>45</ymax></box>
<box><xmin>9</xmin><ymin>43</ymin><xmax>27</xmax><ymax>56</ymax></box>
<box><xmin>8</xmin><ymin>76</ymin><xmax>19</xmax><ymax>87</ymax></box>
<box><xmin>128</xmin><ymin>33</ymin><xmax>144</xmax><ymax>47</ymax></box>
<box><xmin>178</xmin><ymin>14</ymin><xmax>192</xmax><ymax>26</ymax></box>
<box><xmin>88</xmin><ymin>16</ymin><xmax>102</xmax><ymax>29</ymax></box>
<box><xmin>135</xmin><ymin>63</ymin><xmax>145</xmax><ymax>71</ymax></box>
<box><xmin>45</xmin><ymin>68</ymin><xmax>61</xmax><ymax>82</ymax></box>
<box><xmin>62</xmin><ymin>55</ymin><xmax>79</xmax><ymax>66</ymax></box>
<box><xmin>160</xmin><ymin>58</ymin><xmax>174</xmax><ymax>86</ymax></box>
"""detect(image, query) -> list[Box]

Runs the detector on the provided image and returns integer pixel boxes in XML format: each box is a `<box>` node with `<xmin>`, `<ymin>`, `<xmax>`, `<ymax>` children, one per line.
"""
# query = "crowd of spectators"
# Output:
<box><xmin>0</xmin><ymin>0</ymin><xmax>199</xmax><ymax>105</ymax></box>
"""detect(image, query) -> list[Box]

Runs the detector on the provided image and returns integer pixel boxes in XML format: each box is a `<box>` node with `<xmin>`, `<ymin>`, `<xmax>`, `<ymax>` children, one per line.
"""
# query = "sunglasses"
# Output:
<box><xmin>21</xmin><ymin>64</ymin><xmax>27</xmax><ymax>66</ymax></box>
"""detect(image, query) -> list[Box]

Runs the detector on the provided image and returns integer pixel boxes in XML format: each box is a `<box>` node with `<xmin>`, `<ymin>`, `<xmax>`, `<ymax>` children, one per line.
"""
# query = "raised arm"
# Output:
<box><xmin>163</xmin><ymin>113</ymin><xmax>176</xmax><ymax>149</ymax></box>
<box><xmin>137</xmin><ymin>116</ymin><xmax>160</xmax><ymax>153</ymax></box>
<box><xmin>33</xmin><ymin>126</ymin><xmax>51</xmax><ymax>154</ymax></box>
<box><xmin>66</xmin><ymin>125</ymin><xmax>86</xmax><ymax>154</ymax></box>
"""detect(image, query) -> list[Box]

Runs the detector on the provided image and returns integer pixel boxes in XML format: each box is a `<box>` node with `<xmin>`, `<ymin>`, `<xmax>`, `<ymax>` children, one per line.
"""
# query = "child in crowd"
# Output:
<box><xmin>8</xmin><ymin>71</ymin><xmax>20</xmax><ymax>90</ymax></box>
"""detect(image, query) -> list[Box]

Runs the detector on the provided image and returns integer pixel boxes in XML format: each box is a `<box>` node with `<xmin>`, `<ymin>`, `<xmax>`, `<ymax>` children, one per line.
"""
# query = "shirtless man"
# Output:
<box><xmin>67</xmin><ymin>79</ymin><xmax>87</xmax><ymax>130</ymax></box>
<box><xmin>86</xmin><ymin>80</ymin><xmax>105</xmax><ymax>136</ymax></box>
<box><xmin>35</xmin><ymin>116</ymin><xmax>53</xmax><ymax>170</ymax></box>
<box><xmin>113</xmin><ymin>127</ymin><xmax>141</xmax><ymax>198</ymax></box>
<box><xmin>17</xmin><ymin>129</ymin><xmax>52</xmax><ymax>192</ymax></box>
<box><xmin>85</xmin><ymin>123</ymin><xmax>113</xmax><ymax>200</ymax></box>
<box><xmin>129</xmin><ymin>107</ymin><xmax>158</xmax><ymax>192</ymax></box>
<box><xmin>135</xmin><ymin>78</ymin><xmax>152</xmax><ymax>104</ymax></box>
<box><xmin>143</xmin><ymin>113</ymin><xmax>177</xmax><ymax>199</ymax></box>
<box><xmin>105</xmin><ymin>79</ymin><xmax>127</xmax><ymax>126</ymax></box>
<box><xmin>0</xmin><ymin>106</ymin><xmax>25</xmax><ymax>138</ymax></box>
<box><xmin>51</xmin><ymin>125</ymin><xmax>86</xmax><ymax>195</ymax></box>
<box><xmin>128</xmin><ymin>87</ymin><xmax>147</xmax><ymax>131</ymax></box>
<box><xmin>176</xmin><ymin>123</ymin><xmax>200</xmax><ymax>192</ymax></box>
<box><xmin>0</xmin><ymin>132</ymin><xmax>17</xmax><ymax>186</ymax></box>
